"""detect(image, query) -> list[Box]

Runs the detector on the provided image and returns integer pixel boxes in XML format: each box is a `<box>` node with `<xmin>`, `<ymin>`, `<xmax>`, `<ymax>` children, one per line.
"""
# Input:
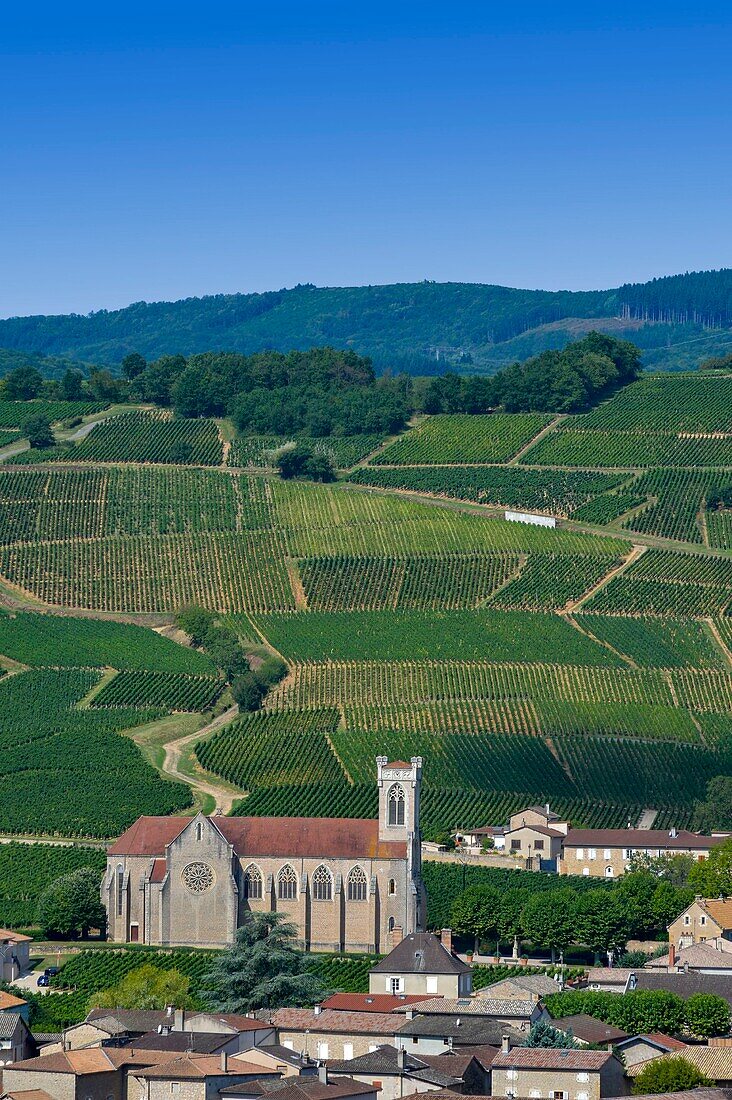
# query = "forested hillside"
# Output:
<box><xmin>0</xmin><ymin>269</ymin><xmax>731</xmax><ymax>372</ymax></box>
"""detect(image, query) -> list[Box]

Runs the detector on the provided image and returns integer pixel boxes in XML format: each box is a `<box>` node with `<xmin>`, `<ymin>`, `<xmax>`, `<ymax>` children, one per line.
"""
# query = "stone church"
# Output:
<box><xmin>104</xmin><ymin>757</ymin><xmax>424</xmax><ymax>952</ymax></box>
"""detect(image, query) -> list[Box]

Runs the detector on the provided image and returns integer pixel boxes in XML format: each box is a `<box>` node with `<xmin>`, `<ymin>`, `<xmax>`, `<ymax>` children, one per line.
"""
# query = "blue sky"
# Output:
<box><xmin>1</xmin><ymin>2</ymin><xmax>730</xmax><ymax>316</ymax></box>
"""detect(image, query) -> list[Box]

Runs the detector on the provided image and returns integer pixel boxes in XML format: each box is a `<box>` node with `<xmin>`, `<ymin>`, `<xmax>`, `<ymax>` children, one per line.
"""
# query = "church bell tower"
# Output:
<box><xmin>376</xmin><ymin>756</ymin><xmax>422</xmax><ymax>842</ymax></box>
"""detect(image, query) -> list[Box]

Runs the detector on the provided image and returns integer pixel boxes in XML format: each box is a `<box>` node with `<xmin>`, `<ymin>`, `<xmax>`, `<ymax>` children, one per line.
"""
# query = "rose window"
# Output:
<box><xmin>182</xmin><ymin>862</ymin><xmax>215</xmax><ymax>893</ymax></box>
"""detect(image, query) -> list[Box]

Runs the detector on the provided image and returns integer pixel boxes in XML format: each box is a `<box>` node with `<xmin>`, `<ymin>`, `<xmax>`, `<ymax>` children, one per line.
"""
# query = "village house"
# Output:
<box><xmin>0</xmin><ymin>991</ymin><xmax>30</xmax><ymax>1025</ymax></box>
<box><xmin>327</xmin><ymin>1043</ymin><xmax>489</xmax><ymax>1098</ymax></box>
<box><xmin>502</xmin><ymin>806</ymin><xmax>570</xmax><ymax>872</ymax></box>
<box><xmin>104</xmin><ymin>758</ymin><xmax>424</xmax><ymax>952</ymax></box>
<box><xmin>394</xmin><ymin>1013</ymin><xmax>523</xmax><ymax>1055</ymax></box>
<box><xmin>645</xmin><ymin>941</ymin><xmax>732</xmax><ymax>974</ymax></box>
<box><xmin>271</xmin><ymin>1008</ymin><xmax>400</xmax><ymax>1061</ymax></box>
<box><xmin>0</xmin><ymin>1012</ymin><xmax>34</xmax><ymax>1067</ymax></box>
<box><xmin>220</xmin><ymin>1072</ymin><xmax>378</xmax><ymax>1100</ymax></box>
<box><xmin>60</xmin><ymin>1008</ymin><xmax>275</xmax><ymax>1053</ymax></box>
<box><xmin>550</xmin><ymin>1015</ymin><xmax>628</xmax><ymax>1048</ymax></box>
<box><xmin>480</xmin><ymin>975</ymin><xmax>561</xmax><ymax>1004</ymax></box>
<box><xmin>129</xmin><ymin>1051</ymin><xmax>283</xmax><ymax>1100</ymax></box>
<box><xmin>626</xmin><ymin>1047</ymin><xmax>732</xmax><ymax>1086</ymax></box>
<box><xmin>394</xmin><ymin>998</ymin><xmax>544</xmax><ymax>1033</ymax></box>
<box><xmin>558</xmin><ymin>828</ymin><xmax>722</xmax><ymax>879</ymax></box>
<box><xmin>1</xmin><ymin>1047</ymin><xmax>185</xmax><ymax>1100</ymax></box>
<box><xmin>668</xmin><ymin>898</ymin><xmax>732</xmax><ymax>949</ymax></box>
<box><xmin>490</xmin><ymin>1039</ymin><xmax>627</xmax><ymax>1100</ymax></box>
<box><xmin>613</xmin><ymin>1034</ymin><xmax>688</xmax><ymax>1071</ymax></box>
<box><xmin>0</xmin><ymin>930</ymin><xmax>31</xmax><ymax>983</ymax></box>
<box><xmin>368</xmin><ymin>932</ymin><xmax>472</xmax><ymax>998</ymax></box>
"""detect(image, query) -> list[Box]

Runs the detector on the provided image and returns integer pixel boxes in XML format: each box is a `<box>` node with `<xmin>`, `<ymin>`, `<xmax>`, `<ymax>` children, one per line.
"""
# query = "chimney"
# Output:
<box><xmin>668</xmin><ymin>943</ymin><xmax>676</xmax><ymax>969</ymax></box>
<box><xmin>314</xmin><ymin>1004</ymin><xmax>322</xmax><ymax>1015</ymax></box>
<box><xmin>319</xmin><ymin>1065</ymin><xmax>328</xmax><ymax>1085</ymax></box>
<box><xmin>670</xmin><ymin>827</ymin><xmax>678</xmax><ymax>839</ymax></box>
<box><xmin>220</xmin><ymin>1051</ymin><xmax>228</xmax><ymax>1073</ymax></box>
<box><xmin>391</xmin><ymin>925</ymin><xmax>403</xmax><ymax>948</ymax></box>
<box><xmin>406</xmin><ymin>1008</ymin><xmax>415</xmax><ymax>1021</ymax></box>
<box><xmin>174</xmin><ymin>1008</ymin><xmax>184</xmax><ymax>1031</ymax></box>
<box><xmin>441</xmin><ymin>928</ymin><xmax>453</xmax><ymax>954</ymax></box>
<box><xmin>397</xmin><ymin>1047</ymin><xmax>406</xmax><ymax>1070</ymax></box>
<box><xmin>501</xmin><ymin>1036</ymin><xmax>511</xmax><ymax>1055</ymax></box>
<box><xmin>545</xmin><ymin>803</ymin><xmax>550</xmax><ymax>816</ymax></box>
<box><xmin>166</xmin><ymin>1004</ymin><xmax>174</xmax><ymax>1018</ymax></box>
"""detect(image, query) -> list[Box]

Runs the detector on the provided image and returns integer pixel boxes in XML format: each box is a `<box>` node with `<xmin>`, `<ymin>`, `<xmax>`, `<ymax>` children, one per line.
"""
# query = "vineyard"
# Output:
<box><xmin>196</xmin><ymin>711</ymin><xmax>346</xmax><ymax>788</ymax></box>
<box><xmin>0</xmin><ymin>843</ymin><xmax>106</xmax><ymax>927</ymax></box>
<box><xmin>90</xmin><ymin>671</ymin><xmax>224</xmax><ymax>711</ymax></box>
<box><xmin>372</xmin><ymin>414</ymin><xmax>552</xmax><ymax>464</ymax></box>
<box><xmin>351</xmin><ymin>465</ymin><xmax>624</xmax><ymax>516</ymax></box>
<box><xmin>0</xmin><ymin>668</ymin><xmax>190</xmax><ymax>835</ymax></box>
<box><xmin>255</xmin><ymin>609</ymin><xmax>623</xmax><ymax>663</ymax></box>
<box><xmin>58</xmin><ymin>410</ymin><xmax>224</xmax><ymax>466</ymax></box>
<box><xmin>228</xmin><ymin>434</ymin><xmax>386</xmax><ymax>469</ymax></box>
<box><xmin>0</xmin><ymin>400</ymin><xmax>106</xmax><ymax>428</ymax></box>
<box><xmin>0</xmin><ymin>611</ymin><xmax>216</xmax><ymax>672</ymax></box>
<box><xmin>586</xmin><ymin>548</ymin><xmax>732</xmax><ymax>617</ymax></box>
<box><xmin>0</xmin><ymin>382</ymin><xmax>731</xmax><ymax>836</ymax></box>
<box><xmin>299</xmin><ymin>553</ymin><xmax>522</xmax><ymax>611</ymax></box>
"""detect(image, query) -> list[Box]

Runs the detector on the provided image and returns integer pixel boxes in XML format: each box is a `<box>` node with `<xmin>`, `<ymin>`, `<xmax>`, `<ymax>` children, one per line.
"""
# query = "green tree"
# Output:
<box><xmin>59</xmin><ymin>368</ymin><xmax>85</xmax><ymax>401</ymax></box>
<box><xmin>496</xmin><ymin>887</ymin><xmax>530</xmax><ymax>956</ymax></box>
<box><xmin>91</xmin><ymin>964</ymin><xmax>192</xmax><ymax>1010</ymax></box>
<box><xmin>521</xmin><ymin>889</ymin><xmax>577</xmax><ymax>961</ymax></box>
<box><xmin>176</xmin><ymin>605</ymin><xmax>216</xmax><ymax>647</ymax></box>
<box><xmin>305</xmin><ymin>452</ymin><xmax>336</xmax><ymax>482</ymax></box>
<box><xmin>3</xmin><ymin>365</ymin><xmax>43</xmax><ymax>400</ymax></box>
<box><xmin>275</xmin><ymin>442</ymin><xmax>311</xmax><ymax>480</ymax></box>
<box><xmin>450</xmin><ymin>885</ymin><xmax>500</xmax><ymax>952</ymax></box>
<box><xmin>121</xmin><ymin>352</ymin><xmax>147</xmax><ymax>381</ymax></box>
<box><xmin>684</xmin><ymin>993</ymin><xmax>731</xmax><ymax>1038</ymax></box>
<box><xmin>523</xmin><ymin>1020</ymin><xmax>578</xmax><ymax>1048</ymax></box>
<box><xmin>575</xmin><ymin>889</ymin><xmax>629</xmax><ymax>959</ymax></box>
<box><xmin>231</xmin><ymin>671</ymin><xmax>266</xmax><ymax>712</ymax></box>
<box><xmin>693</xmin><ymin>776</ymin><xmax>732</xmax><ymax>832</ymax></box>
<box><xmin>201</xmin><ymin>912</ymin><xmax>326</xmax><ymax>1012</ymax></box>
<box><xmin>632</xmin><ymin>1056</ymin><xmax>712</xmax><ymax>1095</ymax></box>
<box><xmin>255</xmin><ymin>655</ymin><xmax>288</xmax><ymax>687</ymax></box>
<box><xmin>689</xmin><ymin>836</ymin><xmax>732</xmax><ymax>896</ymax></box>
<box><xmin>37</xmin><ymin>867</ymin><xmax>106</xmax><ymax>939</ymax></box>
<box><xmin>23</xmin><ymin>414</ymin><xmax>55</xmax><ymax>449</ymax></box>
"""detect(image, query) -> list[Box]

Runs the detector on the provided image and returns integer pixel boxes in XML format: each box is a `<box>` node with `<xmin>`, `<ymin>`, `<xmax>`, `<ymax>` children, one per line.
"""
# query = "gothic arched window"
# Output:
<box><xmin>196</xmin><ymin>822</ymin><xmax>203</xmax><ymax>842</ymax></box>
<box><xmin>278</xmin><ymin>865</ymin><xmax>297</xmax><ymax>901</ymax></box>
<box><xmin>388</xmin><ymin>783</ymin><xmax>406</xmax><ymax>826</ymax></box>
<box><xmin>116</xmin><ymin>864</ymin><xmax>124</xmax><ymax>917</ymax></box>
<box><xmin>388</xmin><ymin>878</ymin><xmax>397</xmax><ymax>896</ymax></box>
<box><xmin>312</xmin><ymin>865</ymin><xmax>333</xmax><ymax>902</ymax></box>
<box><xmin>347</xmin><ymin>866</ymin><xmax>368</xmax><ymax>902</ymax></box>
<box><xmin>243</xmin><ymin>864</ymin><xmax>262</xmax><ymax>900</ymax></box>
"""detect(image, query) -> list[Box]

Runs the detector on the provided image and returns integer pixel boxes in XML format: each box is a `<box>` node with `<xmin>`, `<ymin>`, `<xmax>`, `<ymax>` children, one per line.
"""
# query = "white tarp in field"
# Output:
<box><xmin>504</xmin><ymin>510</ymin><xmax>556</xmax><ymax>528</ymax></box>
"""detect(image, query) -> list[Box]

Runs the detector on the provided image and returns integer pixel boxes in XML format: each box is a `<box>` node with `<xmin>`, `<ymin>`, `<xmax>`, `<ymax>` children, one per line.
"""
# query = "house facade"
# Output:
<box><xmin>368</xmin><ymin>933</ymin><xmax>472</xmax><ymax>998</ymax></box>
<box><xmin>558</xmin><ymin>829</ymin><xmax>722</xmax><ymax>879</ymax></box>
<box><xmin>491</xmin><ymin>1044</ymin><xmax>627</xmax><ymax>1100</ymax></box>
<box><xmin>104</xmin><ymin>757</ymin><xmax>424</xmax><ymax>952</ymax></box>
<box><xmin>668</xmin><ymin>898</ymin><xmax>732</xmax><ymax>949</ymax></box>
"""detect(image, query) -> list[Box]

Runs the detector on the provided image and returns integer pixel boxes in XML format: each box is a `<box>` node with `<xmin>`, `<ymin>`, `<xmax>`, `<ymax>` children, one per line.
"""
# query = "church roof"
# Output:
<box><xmin>108</xmin><ymin>815</ymin><xmax>406</xmax><ymax>860</ymax></box>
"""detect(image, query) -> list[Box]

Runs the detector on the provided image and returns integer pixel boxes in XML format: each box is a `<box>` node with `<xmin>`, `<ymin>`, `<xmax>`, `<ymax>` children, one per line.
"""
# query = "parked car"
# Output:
<box><xmin>37</xmin><ymin>966</ymin><xmax>60</xmax><ymax>987</ymax></box>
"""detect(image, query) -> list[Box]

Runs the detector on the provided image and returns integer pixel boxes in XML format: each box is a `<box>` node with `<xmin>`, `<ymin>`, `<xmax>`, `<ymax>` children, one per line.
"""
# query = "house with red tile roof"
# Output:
<box><xmin>104</xmin><ymin>757</ymin><xmax>425</xmax><ymax>953</ymax></box>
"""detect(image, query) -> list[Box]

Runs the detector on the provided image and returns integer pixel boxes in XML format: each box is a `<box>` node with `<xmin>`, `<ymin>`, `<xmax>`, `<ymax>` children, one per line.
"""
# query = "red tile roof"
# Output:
<box><xmin>642</xmin><ymin>1033</ymin><xmax>688</xmax><ymax>1050</ymax></box>
<box><xmin>149</xmin><ymin>858</ymin><xmax>167</xmax><ymax>883</ymax></box>
<box><xmin>563</xmin><ymin>829</ymin><xmax>720</xmax><ymax>851</ymax></box>
<box><xmin>321</xmin><ymin>994</ymin><xmax>439</xmax><ymax>1014</ymax></box>
<box><xmin>493</xmin><ymin>1048</ymin><xmax>613</xmax><ymax>1070</ymax></box>
<box><xmin>109</xmin><ymin>816</ymin><xmax>406</xmax><ymax>860</ymax></box>
<box><xmin>271</xmin><ymin>1008</ymin><xmax>400</xmax><ymax>1035</ymax></box>
<box><xmin>384</xmin><ymin>761</ymin><xmax>412</xmax><ymax>769</ymax></box>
